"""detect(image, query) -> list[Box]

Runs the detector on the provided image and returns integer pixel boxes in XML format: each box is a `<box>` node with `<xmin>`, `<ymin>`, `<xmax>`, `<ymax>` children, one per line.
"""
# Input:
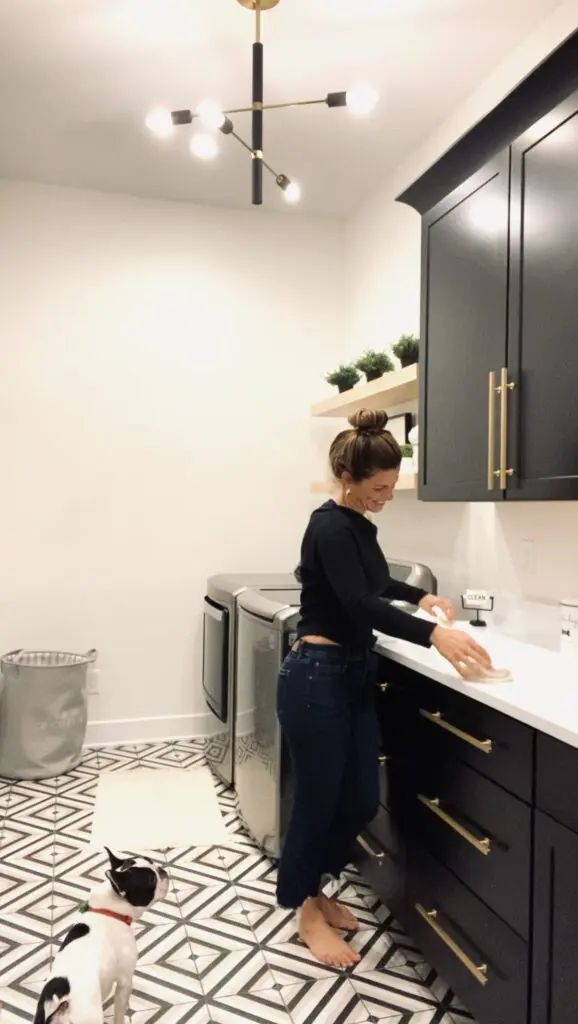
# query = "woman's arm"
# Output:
<box><xmin>381</xmin><ymin>578</ymin><xmax>428</xmax><ymax>606</ymax></box>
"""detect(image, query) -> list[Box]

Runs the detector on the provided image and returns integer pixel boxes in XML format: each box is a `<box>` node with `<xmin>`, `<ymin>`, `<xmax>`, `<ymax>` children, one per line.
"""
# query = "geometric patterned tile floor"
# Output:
<box><xmin>0</xmin><ymin>740</ymin><xmax>478</xmax><ymax>1024</ymax></box>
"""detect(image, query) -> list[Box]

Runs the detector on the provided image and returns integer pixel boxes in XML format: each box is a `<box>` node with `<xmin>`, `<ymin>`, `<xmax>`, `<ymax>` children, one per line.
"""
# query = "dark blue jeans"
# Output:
<box><xmin>276</xmin><ymin>641</ymin><xmax>380</xmax><ymax>909</ymax></box>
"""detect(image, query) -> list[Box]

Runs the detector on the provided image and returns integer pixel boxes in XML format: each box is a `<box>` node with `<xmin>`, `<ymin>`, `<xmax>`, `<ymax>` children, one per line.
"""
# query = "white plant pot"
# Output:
<box><xmin>401</xmin><ymin>457</ymin><xmax>413</xmax><ymax>475</ymax></box>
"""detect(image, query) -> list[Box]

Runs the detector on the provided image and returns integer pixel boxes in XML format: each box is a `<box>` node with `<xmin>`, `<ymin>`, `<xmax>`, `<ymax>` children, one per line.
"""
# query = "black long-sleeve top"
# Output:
<box><xmin>296</xmin><ymin>500</ymin><xmax>436</xmax><ymax>651</ymax></box>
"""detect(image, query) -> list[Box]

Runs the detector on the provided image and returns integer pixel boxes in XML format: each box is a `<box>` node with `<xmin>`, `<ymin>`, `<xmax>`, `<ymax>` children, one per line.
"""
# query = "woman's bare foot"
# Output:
<box><xmin>318</xmin><ymin>892</ymin><xmax>359</xmax><ymax>932</ymax></box>
<box><xmin>298</xmin><ymin>897</ymin><xmax>361</xmax><ymax>969</ymax></box>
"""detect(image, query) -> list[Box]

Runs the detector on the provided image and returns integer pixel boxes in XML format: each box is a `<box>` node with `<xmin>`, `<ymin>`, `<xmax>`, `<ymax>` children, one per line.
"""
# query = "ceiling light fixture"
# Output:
<box><xmin>144</xmin><ymin>0</ymin><xmax>378</xmax><ymax>207</ymax></box>
<box><xmin>189</xmin><ymin>132</ymin><xmax>219</xmax><ymax>160</ymax></box>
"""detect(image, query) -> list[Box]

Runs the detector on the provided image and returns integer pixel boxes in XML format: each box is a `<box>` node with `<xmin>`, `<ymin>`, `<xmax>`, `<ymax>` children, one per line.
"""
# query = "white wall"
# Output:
<box><xmin>345</xmin><ymin>4</ymin><xmax>578</xmax><ymax>649</ymax></box>
<box><xmin>0</xmin><ymin>180</ymin><xmax>344</xmax><ymax>742</ymax></box>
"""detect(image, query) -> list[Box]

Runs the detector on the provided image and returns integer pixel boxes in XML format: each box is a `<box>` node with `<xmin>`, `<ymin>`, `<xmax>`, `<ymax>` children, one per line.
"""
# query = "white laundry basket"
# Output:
<box><xmin>0</xmin><ymin>649</ymin><xmax>97</xmax><ymax>780</ymax></box>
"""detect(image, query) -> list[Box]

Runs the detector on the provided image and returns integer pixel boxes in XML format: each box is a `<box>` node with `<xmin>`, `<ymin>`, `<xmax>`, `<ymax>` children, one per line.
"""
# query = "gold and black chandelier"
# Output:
<box><xmin>145</xmin><ymin>0</ymin><xmax>378</xmax><ymax>207</ymax></box>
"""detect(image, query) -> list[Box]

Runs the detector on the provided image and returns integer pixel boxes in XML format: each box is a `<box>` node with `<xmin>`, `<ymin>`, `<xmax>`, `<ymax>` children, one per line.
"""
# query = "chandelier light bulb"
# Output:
<box><xmin>189</xmin><ymin>132</ymin><xmax>219</xmax><ymax>160</ymax></box>
<box><xmin>145</xmin><ymin>106</ymin><xmax>174</xmax><ymax>139</ymax></box>
<box><xmin>346</xmin><ymin>82</ymin><xmax>379</xmax><ymax>116</ymax></box>
<box><xmin>284</xmin><ymin>181</ymin><xmax>301</xmax><ymax>204</ymax></box>
<box><xmin>196</xmin><ymin>99</ymin><xmax>226</xmax><ymax>131</ymax></box>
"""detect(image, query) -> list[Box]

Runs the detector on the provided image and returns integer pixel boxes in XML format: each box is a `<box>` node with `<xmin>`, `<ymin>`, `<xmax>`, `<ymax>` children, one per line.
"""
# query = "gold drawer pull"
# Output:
<box><xmin>420</xmin><ymin>709</ymin><xmax>493</xmax><ymax>754</ymax></box>
<box><xmin>357</xmin><ymin>834</ymin><xmax>385</xmax><ymax>861</ymax></box>
<box><xmin>498</xmin><ymin>367</ymin><xmax>516</xmax><ymax>490</ymax></box>
<box><xmin>418</xmin><ymin>795</ymin><xmax>492</xmax><ymax>856</ymax></box>
<box><xmin>378</xmin><ymin>754</ymin><xmax>390</xmax><ymax>765</ymax></box>
<box><xmin>416</xmin><ymin>903</ymin><xmax>489</xmax><ymax>986</ymax></box>
<box><xmin>379</xmin><ymin>682</ymin><xmax>389</xmax><ymax>692</ymax></box>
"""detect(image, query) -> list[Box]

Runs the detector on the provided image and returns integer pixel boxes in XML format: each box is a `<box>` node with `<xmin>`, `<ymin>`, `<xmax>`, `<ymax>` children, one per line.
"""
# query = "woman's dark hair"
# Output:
<box><xmin>329</xmin><ymin>409</ymin><xmax>402</xmax><ymax>482</ymax></box>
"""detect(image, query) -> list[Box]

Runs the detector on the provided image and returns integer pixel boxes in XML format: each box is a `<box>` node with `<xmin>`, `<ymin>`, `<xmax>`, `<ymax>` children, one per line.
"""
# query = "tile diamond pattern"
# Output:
<box><xmin>0</xmin><ymin>739</ymin><xmax>478</xmax><ymax>1024</ymax></box>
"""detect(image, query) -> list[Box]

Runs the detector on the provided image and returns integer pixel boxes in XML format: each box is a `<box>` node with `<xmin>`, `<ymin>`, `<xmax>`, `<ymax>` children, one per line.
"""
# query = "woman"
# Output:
<box><xmin>276</xmin><ymin>408</ymin><xmax>492</xmax><ymax>969</ymax></box>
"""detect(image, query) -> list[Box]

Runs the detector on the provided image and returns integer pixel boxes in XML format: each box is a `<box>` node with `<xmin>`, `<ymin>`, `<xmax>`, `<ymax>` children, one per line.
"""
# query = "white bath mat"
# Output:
<box><xmin>90</xmin><ymin>767</ymin><xmax>230</xmax><ymax>851</ymax></box>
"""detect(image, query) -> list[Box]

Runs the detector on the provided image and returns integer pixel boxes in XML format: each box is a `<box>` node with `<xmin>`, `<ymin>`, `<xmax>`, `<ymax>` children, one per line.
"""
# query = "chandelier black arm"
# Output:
<box><xmin>171</xmin><ymin>94</ymin><xmax>346</xmax><ymax>123</ymax></box>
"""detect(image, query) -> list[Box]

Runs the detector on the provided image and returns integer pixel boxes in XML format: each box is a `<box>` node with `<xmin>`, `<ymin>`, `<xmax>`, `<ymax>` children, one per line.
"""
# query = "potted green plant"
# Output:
<box><xmin>409</xmin><ymin>424</ymin><xmax>419</xmax><ymax>471</ymax></box>
<box><xmin>393</xmin><ymin>334</ymin><xmax>419</xmax><ymax>368</ymax></box>
<box><xmin>400</xmin><ymin>442</ymin><xmax>413</xmax><ymax>474</ymax></box>
<box><xmin>325</xmin><ymin>363</ymin><xmax>361</xmax><ymax>393</ymax></box>
<box><xmin>355</xmin><ymin>349</ymin><xmax>395</xmax><ymax>382</ymax></box>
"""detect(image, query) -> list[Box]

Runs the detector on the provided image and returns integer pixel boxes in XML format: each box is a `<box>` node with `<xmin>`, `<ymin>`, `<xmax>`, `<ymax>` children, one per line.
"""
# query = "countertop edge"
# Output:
<box><xmin>374</xmin><ymin>639</ymin><xmax>578</xmax><ymax>749</ymax></box>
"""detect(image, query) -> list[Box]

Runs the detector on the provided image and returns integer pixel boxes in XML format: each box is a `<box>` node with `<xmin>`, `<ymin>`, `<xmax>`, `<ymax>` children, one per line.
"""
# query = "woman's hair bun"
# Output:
<box><xmin>348</xmin><ymin>408</ymin><xmax>389</xmax><ymax>434</ymax></box>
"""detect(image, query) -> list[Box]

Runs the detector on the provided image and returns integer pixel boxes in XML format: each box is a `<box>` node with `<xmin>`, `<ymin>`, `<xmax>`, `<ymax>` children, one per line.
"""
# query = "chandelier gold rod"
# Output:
<box><xmin>231</xmin><ymin>129</ymin><xmax>278</xmax><ymax>178</ymax></box>
<box><xmin>231</xmin><ymin>130</ymin><xmax>253</xmax><ymax>156</ymax></box>
<box><xmin>224</xmin><ymin>98</ymin><xmax>326</xmax><ymax>115</ymax></box>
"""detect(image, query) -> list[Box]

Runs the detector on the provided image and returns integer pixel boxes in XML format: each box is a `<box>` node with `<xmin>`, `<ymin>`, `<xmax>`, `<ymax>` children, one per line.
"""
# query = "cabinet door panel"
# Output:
<box><xmin>532</xmin><ymin>811</ymin><xmax>578</xmax><ymax>1024</ymax></box>
<box><xmin>420</xmin><ymin>154</ymin><xmax>509</xmax><ymax>500</ymax></box>
<box><xmin>507</xmin><ymin>93</ymin><xmax>578</xmax><ymax>499</ymax></box>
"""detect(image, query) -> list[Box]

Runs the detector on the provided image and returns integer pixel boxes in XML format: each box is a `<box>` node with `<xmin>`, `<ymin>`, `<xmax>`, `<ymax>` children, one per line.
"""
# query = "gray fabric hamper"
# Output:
<box><xmin>0</xmin><ymin>649</ymin><xmax>97</xmax><ymax>780</ymax></box>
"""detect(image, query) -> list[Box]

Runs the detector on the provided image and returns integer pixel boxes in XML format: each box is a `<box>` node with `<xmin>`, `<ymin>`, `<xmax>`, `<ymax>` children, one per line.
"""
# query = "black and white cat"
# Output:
<box><xmin>33</xmin><ymin>848</ymin><xmax>169</xmax><ymax>1024</ymax></box>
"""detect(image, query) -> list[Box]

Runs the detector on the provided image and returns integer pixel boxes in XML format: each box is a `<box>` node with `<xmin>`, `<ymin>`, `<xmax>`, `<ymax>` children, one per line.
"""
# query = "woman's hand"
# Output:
<box><xmin>419</xmin><ymin>594</ymin><xmax>456</xmax><ymax>623</ymax></box>
<box><xmin>431</xmin><ymin>626</ymin><xmax>493</xmax><ymax>680</ymax></box>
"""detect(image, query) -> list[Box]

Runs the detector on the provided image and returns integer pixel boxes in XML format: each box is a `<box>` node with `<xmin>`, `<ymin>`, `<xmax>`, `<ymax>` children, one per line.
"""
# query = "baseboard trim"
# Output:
<box><xmin>85</xmin><ymin>711</ymin><xmax>219</xmax><ymax>746</ymax></box>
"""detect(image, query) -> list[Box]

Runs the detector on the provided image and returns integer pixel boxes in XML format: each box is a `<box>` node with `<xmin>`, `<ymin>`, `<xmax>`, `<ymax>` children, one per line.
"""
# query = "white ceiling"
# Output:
<box><xmin>0</xmin><ymin>0</ymin><xmax>564</xmax><ymax>217</ymax></box>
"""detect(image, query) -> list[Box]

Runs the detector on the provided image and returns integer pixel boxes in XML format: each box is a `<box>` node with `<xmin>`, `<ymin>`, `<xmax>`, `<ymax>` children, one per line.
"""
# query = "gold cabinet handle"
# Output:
<box><xmin>498</xmin><ymin>367</ymin><xmax>515</xmax><ymax>489</ymax></box>
<box><xmin>419</xmin><ymin>709</ymin><xmax>493</xmax><ymax>754</ymax></box>
<box><xmin>415</xmin><ymin>903</ymin><xmax>489</xmax><ymax>986</ymax></box>
<box><xmin>357</xmin><ymin>834</ymin><xmax>385</xmax><ymax>861</ymax></box>
<box><xmin>379</xmin><ymin>682</ymin><xmax>389</xmax><ymax>692</ymax></box>
<box><xmin>378</xmin><ymin>754</ymin><xmax>390</xmax><ymax>765</ymax></box>
<box><xmin>487</xmin><ymin>370</ymin><xmax>497</xmax><ymax>490</ymax></box>
<box><xmin>417</xmin><ymin>794</ymin><xmax>492</xmax><ymax>856</ymax></box>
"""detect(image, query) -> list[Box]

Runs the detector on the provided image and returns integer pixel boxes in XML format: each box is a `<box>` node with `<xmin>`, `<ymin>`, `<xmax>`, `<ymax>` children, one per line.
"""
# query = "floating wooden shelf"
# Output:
<box><xmin>311</xmin><ymin>364</ymin><xmax>418</xmax><ymax>418</ymax></box>
<box><xmin>310</xmin><ymin>474</ymin><xmax>417</xmax><ymax>495</ymax></box>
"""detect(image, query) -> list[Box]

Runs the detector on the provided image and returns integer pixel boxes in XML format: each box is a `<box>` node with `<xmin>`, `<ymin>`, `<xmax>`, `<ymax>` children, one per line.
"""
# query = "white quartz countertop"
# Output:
<box><xmin>374</xmin><ymin>619</ymin><xmax>578</xmax><ymax>748</ymax></box>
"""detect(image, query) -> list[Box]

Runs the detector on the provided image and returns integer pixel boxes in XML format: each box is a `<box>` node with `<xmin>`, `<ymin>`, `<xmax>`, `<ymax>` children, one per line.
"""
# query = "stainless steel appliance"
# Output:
<box><xmin>202</xmin><ymin>574</ymin><xmax>300</xmax><ymax>787</ymax></box>
<box><xmin>233</xmin><ymin>560</ymin><xmax>437</xmax><ymax>858</ymax></box>
<box><xmin>387</xmin><ymin>559</ymin><xmax>437</xmax><ymax>610</ymax></box>
<box><xmin>235</xmin><ymin>588</ymin><xmax>300</xmax><ymax>859</ymax></box>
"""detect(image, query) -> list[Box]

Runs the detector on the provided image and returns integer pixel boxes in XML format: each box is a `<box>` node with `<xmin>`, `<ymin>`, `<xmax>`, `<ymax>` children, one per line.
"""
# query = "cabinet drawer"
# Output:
<box><xmin>536</xmin><ymin>731</ymin><xmax>578</xmax><ymax>833</ymax></box>
<box><xmin>407</xmin><ymin>846</ymin><xmax>528</xmax><ymax>1024</ymax></box>
<box><xmin>355</xmin><ymin>805</ymin><xmax>405</xmax><ymax>917</ymax></box>
<box><xmin>415</xmin><ymin>677</ymin><xmax>534</xmax><ymax>801</ymax></box>
<box><xmin>411</xmin><ymin>758</ymin><xmax>531</xmax><ymax>938</ymax></box>
<box><xmin>366</xmin><ymin>803</ymin><xmax>404</xmax><ymax>860</ymax></box>
<box><xmin>378</xmin><ymin>754</ymin><xmax>406</xmax><ymax>819</ymax></box>
<box><xmin>375</xmin><ymin>657</ymin><xmax>417</xmax><ymax>693</ymax></box>
<box><xmin>375</xmin><ymin>659</ymin><xmax>417</xmax><ymax>755</ymax></box>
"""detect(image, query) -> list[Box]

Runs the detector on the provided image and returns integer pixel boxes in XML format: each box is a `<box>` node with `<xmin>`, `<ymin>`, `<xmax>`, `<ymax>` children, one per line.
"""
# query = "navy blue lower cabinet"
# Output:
<box><xmin>407</xmin><ymin>845</ymin><xmax>528</xmax><ymax>1024</ymax></box>
<box><xmin>365</xmin><ymin>654</ymin><xmax>578</xmax><ymax>1023</ymax></box>
<box><xmin>531</xmin><ymin>810</ymin><xmax>578</xmax><ymax>1024</ymax></box>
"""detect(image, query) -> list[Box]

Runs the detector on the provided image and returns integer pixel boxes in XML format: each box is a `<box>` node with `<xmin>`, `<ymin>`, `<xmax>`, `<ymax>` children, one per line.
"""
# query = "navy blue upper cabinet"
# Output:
<box><xmin>398</xmin><ymin>37</ymin><xmax>578</xmax><ymax>502</ymax></box>
<box><xmin>507</xmin><ymin>94</ymin><xmax>578</xmax><ymax>500</ymax></box>
<box><xmin>418</xmin><ymin>93</ymin><xmax>578</xmax><ymax>502</ymax></box>
<box><xmin>418</xmin><ymin>154</ymin><xmax>510</xmax><ymax>501</ymax></box>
